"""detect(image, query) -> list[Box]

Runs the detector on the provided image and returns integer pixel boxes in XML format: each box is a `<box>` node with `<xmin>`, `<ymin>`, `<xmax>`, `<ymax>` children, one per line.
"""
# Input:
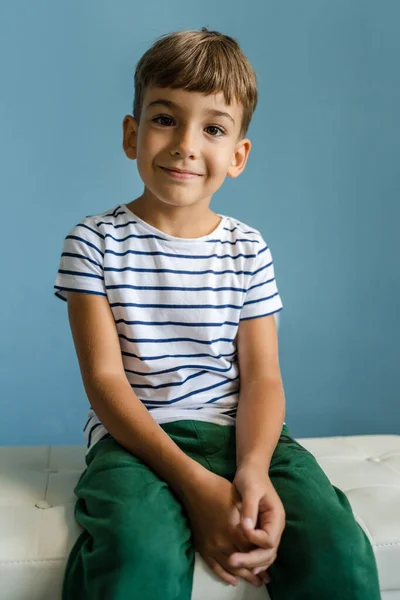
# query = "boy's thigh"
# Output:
<box><xmin>74</xmin><ymin>435</ymin><xmax>193</xmax><ymax>561</ymax></box>
<box><xmin>270</xmin><ymin>427</ymin><xmax>350</xmax><ymax>517</ymax></box>
<box><xmin>269</xmin><ymin>427</ymin><xmax>363</xmax><ymax>553</ymax></box>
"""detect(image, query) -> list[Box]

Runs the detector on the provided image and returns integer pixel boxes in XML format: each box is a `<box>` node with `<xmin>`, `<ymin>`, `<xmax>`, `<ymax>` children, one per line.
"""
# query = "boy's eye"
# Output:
<box><xmin>153</xmin><ymin>115</ymin><xmax>174</xmax><ymax>127</ymax></box>
<box><xmin>205</xmin><ymin>125</ymin><xmax>225</xmax><ymax>137</ymax></box>
<box><xmin>152</xmin><ymin>115</ymin><xmax>225</xmax><ymax>137</ymax></box>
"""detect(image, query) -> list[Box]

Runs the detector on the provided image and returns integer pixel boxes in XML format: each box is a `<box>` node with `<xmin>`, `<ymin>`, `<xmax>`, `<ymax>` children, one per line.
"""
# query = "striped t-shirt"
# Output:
<box><xmin>54</xmin><ymin>203</ymin><xmax>283</xmax><ymax>454</ymax></box>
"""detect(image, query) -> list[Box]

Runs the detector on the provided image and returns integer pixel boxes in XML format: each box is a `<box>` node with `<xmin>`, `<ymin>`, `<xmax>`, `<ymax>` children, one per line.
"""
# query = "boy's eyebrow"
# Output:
<box><xmin>146</xmin><ymin>98</ymin><xmax>236</xmax><ymax>126</ymax></box>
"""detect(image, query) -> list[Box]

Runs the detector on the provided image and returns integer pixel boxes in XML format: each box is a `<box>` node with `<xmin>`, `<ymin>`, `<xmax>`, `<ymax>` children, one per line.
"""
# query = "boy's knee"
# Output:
<box><xmin>303</xmin><ymin>509</ymin><xmax>373</xmax><ymax>578</ymax></box>
<box><xmin>109</xmin><ymin>514</ymin><xmax>192</xmax><ymax>572</ymax></box>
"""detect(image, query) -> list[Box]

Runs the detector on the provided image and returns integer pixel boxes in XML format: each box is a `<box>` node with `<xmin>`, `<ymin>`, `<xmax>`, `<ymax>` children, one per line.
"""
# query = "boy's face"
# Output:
<box><xmin>122</xmin><ymin>86</ymin><xmax>251</xmax><ymax>210</ymax></box>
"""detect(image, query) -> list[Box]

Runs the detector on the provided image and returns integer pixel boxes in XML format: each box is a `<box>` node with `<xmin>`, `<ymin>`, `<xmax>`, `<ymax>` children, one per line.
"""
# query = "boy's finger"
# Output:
<box><xmin>228</xmin><ymin>547</ymin><xmax>276</xmax><ymax>569</ymax></box>
<box><xmin>253</xmin><ymin>566</ymin><xmax>272</xmax><ymax>583</ymax></box>
<box><xmin>240</xmin><ymin>525</ymin><xmax>274</xmax><ymax>548</ymax></box>
<box><xmin>207</xmin><ymin>557</ymin><xmax>238</xmax><ymax>587</ymax></box>
<box><xmin>262</xmin><ymin>570</ymin><xmax>272</xmax><ymax>584</ymax></box>
<box><xmin>253</xmin><ymin>565</ymin><xmax>268</xmax><ymax>575</ymax></box>
<box><xmin>235</xmin><ymin>526</ymin><xmax>258</xmax><ymax>551</ymax></box>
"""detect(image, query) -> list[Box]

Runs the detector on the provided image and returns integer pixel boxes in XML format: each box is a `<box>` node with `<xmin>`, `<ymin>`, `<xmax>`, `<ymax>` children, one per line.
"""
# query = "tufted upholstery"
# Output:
<box><xmin>0</xmin><ymin>434</ymin><xmax>399</xmax><ymax>600</ymax></box>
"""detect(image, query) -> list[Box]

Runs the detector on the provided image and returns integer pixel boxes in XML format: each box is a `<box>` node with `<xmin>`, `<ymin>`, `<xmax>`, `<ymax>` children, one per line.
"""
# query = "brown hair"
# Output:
<box><xmin>132</xmin><ymin>27</ymin><xmax>258</xmax><ymax>140</ymax></box>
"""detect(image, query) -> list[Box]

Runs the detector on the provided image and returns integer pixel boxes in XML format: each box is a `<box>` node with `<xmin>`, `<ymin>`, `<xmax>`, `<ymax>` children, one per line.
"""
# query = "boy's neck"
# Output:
<box><xmin>125</xmin><ymin>194</ymin><xmax>222</xmax><ymax>239</ymax></box>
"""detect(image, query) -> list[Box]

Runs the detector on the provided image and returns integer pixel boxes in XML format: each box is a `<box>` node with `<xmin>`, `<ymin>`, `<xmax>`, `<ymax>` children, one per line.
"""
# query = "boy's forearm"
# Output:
<box><xmin>84</xmin><ymin>373</ymin><xmax>210</xmax><ymax>501</ymax></box>
<box><xmin>235</xmin><ymin>379</ymin><xmax>286</xmax><ymax>471</ymax></box>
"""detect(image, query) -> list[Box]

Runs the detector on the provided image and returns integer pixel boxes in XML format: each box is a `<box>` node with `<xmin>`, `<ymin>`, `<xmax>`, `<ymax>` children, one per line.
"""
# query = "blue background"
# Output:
<box><xmin>1</xmin><ymin>0</ymin><xmax>399</xmax><ymax>445</ymax></box>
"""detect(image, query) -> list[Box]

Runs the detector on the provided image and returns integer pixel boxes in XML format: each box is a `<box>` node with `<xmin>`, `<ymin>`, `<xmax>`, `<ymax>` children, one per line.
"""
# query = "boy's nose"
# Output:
<box><xmin>170</xmin><ymin>127</ymin><xmax>200</xmax><ymax>159</ymax></box>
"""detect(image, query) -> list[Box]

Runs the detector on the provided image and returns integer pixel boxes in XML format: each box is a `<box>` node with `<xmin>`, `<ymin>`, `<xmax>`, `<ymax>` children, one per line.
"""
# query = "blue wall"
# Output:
<box><xmin>1</xmin><ymin>0</ymin><xmax>399</xmax><ymax>445</ymax></box>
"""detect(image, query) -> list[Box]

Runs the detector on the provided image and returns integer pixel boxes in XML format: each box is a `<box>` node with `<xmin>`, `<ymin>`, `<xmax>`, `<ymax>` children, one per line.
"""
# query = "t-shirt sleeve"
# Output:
<box><xmin>54</xmin><ymin>216</ymin><xmax>107</xmax><ymax>302</ymax></box>
<box><xmin>240</xmin><ymin>238</ymin><xmax>283</xmax><ymax>321</ymax></box>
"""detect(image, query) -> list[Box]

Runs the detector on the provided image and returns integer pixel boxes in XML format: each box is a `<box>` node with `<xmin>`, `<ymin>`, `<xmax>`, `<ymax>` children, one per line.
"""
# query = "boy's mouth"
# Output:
<box><xmin>160</xmin><ymin>165</ymin><xmax>202</xmax><ymax>175</ymax></box>
<box><xmin>159</xmin><ymin>166</ymin><xmax>202</xmax><ymax>179</ymax></box>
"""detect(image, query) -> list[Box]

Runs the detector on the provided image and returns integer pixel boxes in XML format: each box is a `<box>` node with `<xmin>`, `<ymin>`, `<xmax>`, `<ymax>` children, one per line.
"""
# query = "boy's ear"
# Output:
<box><xmin>227</xmin><ymin>138</ymin><xmax>252</xmax><ymax>178</ymax></box>
<box><xmin>122</xmin><ymin>115</ymin><xmax>139</xmax><ymax>160</ymax></box>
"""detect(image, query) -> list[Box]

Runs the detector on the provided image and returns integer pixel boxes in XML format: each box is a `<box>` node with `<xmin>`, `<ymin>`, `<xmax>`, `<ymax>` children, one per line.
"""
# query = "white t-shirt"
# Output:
<box><xmin>54</xmin><ymin>203</ymin><xmax>283</xmax><ymax>455</ymax></box>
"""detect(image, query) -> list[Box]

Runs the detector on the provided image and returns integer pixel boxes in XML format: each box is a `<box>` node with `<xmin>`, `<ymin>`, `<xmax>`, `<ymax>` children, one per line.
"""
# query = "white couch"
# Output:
<box><xmin>1</xmin><ymin>434</ymin><xmax>399</xmax><ymax>600</ymax></box>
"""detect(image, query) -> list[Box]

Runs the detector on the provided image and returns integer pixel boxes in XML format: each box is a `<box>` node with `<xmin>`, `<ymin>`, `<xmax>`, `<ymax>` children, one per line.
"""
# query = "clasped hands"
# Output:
<box><xmin>183</xmin><ymin>465</ymin><xmax>285</xmax><ymax>588</ymax></box>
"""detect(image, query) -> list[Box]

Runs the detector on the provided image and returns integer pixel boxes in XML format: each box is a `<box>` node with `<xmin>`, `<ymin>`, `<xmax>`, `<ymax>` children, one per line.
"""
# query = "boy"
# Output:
<box><xmin>54</xmin><ymin>28</ymin><xmax>381</xmax><ymax>599</ymax></box>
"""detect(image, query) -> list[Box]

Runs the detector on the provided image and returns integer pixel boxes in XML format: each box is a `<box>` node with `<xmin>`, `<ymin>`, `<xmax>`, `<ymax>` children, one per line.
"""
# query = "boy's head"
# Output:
<box><xmin>123</xmin><ymin>28</ymin><xmax>258</xmax><ymax>210</ymax></box>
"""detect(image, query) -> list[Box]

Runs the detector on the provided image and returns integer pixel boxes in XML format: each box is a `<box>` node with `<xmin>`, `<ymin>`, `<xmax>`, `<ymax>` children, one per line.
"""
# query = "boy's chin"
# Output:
<box><xmin>156</xmin><ymin>195</ymin><xmax>202</xmax><ymax>208</ymax></box>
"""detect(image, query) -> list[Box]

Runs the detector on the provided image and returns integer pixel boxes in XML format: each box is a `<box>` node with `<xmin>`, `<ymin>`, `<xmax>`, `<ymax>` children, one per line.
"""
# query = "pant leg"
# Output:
<box><xmin>263</xmin><ymin>425</ymin><xmax>382</xmax><ymax>600</ymax></box>
<box><xmin>63</xmin><ymin>421</ymin><xmax>212</xmax><ymax>600</ymax></box>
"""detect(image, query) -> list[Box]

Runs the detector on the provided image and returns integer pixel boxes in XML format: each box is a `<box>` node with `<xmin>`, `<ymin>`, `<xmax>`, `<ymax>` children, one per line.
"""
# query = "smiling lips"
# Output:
<box><xmin>160</xmin><ymin>166</ymin><xmax>202</xmax><ymax>179</ymax></box>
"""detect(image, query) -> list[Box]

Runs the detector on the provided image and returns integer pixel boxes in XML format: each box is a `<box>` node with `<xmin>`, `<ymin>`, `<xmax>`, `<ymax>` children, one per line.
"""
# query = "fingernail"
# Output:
<box><xmin>243</xmin><ymin>518</ymin><xmax>254</xmax><ymax>529</ymax></box>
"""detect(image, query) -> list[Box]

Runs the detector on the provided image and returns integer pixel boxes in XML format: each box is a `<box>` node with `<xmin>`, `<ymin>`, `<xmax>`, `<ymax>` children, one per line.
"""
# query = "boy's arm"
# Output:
<box><xmin>235</xmin><ymin>314</ymin><xmax>286</xmax><ymax>471</ymax></box>
<box><xmin>66</xmin><ymin>291</ymin><xmax>211</xmax><ymax>501</ymax></box>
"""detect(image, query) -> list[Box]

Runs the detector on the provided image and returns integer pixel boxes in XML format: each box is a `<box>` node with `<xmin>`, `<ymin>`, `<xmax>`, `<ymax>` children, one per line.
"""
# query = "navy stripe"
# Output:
<box><xmin>102</xmin><ymin>207</ymin><xmax>124</xmax><ymax>217</ymax></box>
<box><xmin>58</xmin><ymin>269</ymin><xmax>104</xmax><ymax>281</ymax></box>
<box><xmin>83</xmin><ymin>416</ymin><xmax>93</xmax><ymax>432</ymax></box>
<box><xmin>131</xmin><ymin>369</ymin><xmax>207</xmax><ymax>390</ymax></box>
<box><xmin>243</xmin><ymin>292</ymin><xmax>279</xmax><ymax>307</ymax></box>
<box><xmin>58</xmin><ymin>262</ymin><xmax>272</xmax><ymax>283</ymax></box>
<box><xmin>248</xmin><ymin>277</ymin><xmax>275</xmax><ymax>291</ymax></box>
<box><xmin>66</xmin><ymin>235</ymin><xmax>104</xmax><ymax>257</ymax></box>
<box><xmin>222</xmin><ymin>409</ymin><xmax>237</xmax><ymax>417</ymax></box>
<box><xmin>97</xmin><ymin>220</ymin><xmax>138</xmax><ymax>228</ymax></box>
<box><xmin>200</xmin><ymin>389</ymin><xmax>240</xmax><ymax>406</ymax></box>
<box><xmin>257</xmin><ymin>245</ymin><xmax>269</xmax><ymax>258</ymax></box>
<box><xmin>252</xmin><ymin>262</ymin><xmax>272</xmax><ymax>276</ymax></box>
<box><xmin>115</xmin><ymin>318</ymin><xmax>238</xmax><ymax>328</ymax></box>
<box><xmin>62</xmin><ymin>252</ymin><xmax>103</xmax><ymax>269</ymax></box>
<box><xmin>142</xmin><ymin>376</ymin><xmax>239</xmax><ymax>406</ymax></box>
<box><xmin>111</xmin><ymin>301</ymin><xmax>243</xmax><ymax>310</ymax></box>
<box><xmin>104</xmin><ymin>265</ymin><xmax>263</xmax><ymax>276</ymax></box>
<box><xmin>105</xmin><ymin>249</ymin><xmax>258</xmax><ymax>260</ymax></box>
<box><xmin>78</xmin><ymin>223</ymin><xmax>104</xmax><ymax>240</ymax></box>
<box><xmin>121</xmin><ymin>349</ymin><xmax>237</xmax><ymax>361</ymax></box>
<box><xmin>125</xmin><ymin>362</ymin><xmax>233</xmax><ymax>377</ymax></box>
<box><xmin>108</xmin><ymin>277</ymin><xmax>274</xmax><ymax>294</ymax></box>
<box><xmin>103</xmin><ymin>205</ymin><xmax>123</xmax><ymax>218</ymax></box>
<box><xmin>240</xmin><ymin>306</ymin><xmax>283</xmax><ymax>321</ymax></box>
<box><xmin>105</xmin><ymin>232</ymin><xmax>169</xmax><ymax>243</ymax></box>
<box><xmin>206</xmin><ymin>238</ymin><xmax>260</xmax><ymax>245</ymax></box>
<box><xmin>224</xmin><ymin>226</ymin><xmax>259</xmax><ymax>235</ymax></box>
<box><xmin>119</xmin><ymin>333</ymin><xmax>234</xmax><ymax>345</ymax></box>
<box><xmin>54</xmin><ymin>290</ymin><xmax>67</xmax><ymax>302</ymax></box>
<box><xmin>54</xmin><ymin>285</ymin><xmax>107</xmax><ymax>297</ymax></box>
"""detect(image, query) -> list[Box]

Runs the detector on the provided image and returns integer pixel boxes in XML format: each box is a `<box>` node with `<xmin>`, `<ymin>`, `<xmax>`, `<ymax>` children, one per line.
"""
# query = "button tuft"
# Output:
<box><xmin>35</xmin><ymin>500</ymin><xmax>52</xmax><ymax>509</ymax></box>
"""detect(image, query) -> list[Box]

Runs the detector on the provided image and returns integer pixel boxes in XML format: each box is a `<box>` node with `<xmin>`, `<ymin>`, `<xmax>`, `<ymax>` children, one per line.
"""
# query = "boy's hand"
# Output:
<box><xmin>181</xmin><ymin>470</ymin><xmax>270</xmax><ymax>587</ymax></box>
<box><xmin>229</xmin><ymin>466</ymin><xmax>286</xmax><ymax>577</ymax></box>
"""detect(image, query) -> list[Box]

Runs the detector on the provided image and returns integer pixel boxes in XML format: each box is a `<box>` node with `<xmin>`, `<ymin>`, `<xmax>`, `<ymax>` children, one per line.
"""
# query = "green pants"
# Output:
<box><xmin>63</xmin><ymin>420</ymin><xmax>381</xmax><ymax>600</ymax></box>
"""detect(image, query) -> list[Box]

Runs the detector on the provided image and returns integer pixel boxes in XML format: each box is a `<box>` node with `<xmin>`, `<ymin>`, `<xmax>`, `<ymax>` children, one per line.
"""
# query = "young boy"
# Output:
<box><xmin>54</xmin><ymin>28</ymin><xmax>381</xmax><ymax>600</ymax></box>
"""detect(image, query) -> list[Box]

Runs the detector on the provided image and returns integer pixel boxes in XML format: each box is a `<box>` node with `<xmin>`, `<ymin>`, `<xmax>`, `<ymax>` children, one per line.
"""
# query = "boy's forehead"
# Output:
<box><xmin>143</xmin><ymin>86</ymin><xmax>242</xmax><ymax>125</ymax></box>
